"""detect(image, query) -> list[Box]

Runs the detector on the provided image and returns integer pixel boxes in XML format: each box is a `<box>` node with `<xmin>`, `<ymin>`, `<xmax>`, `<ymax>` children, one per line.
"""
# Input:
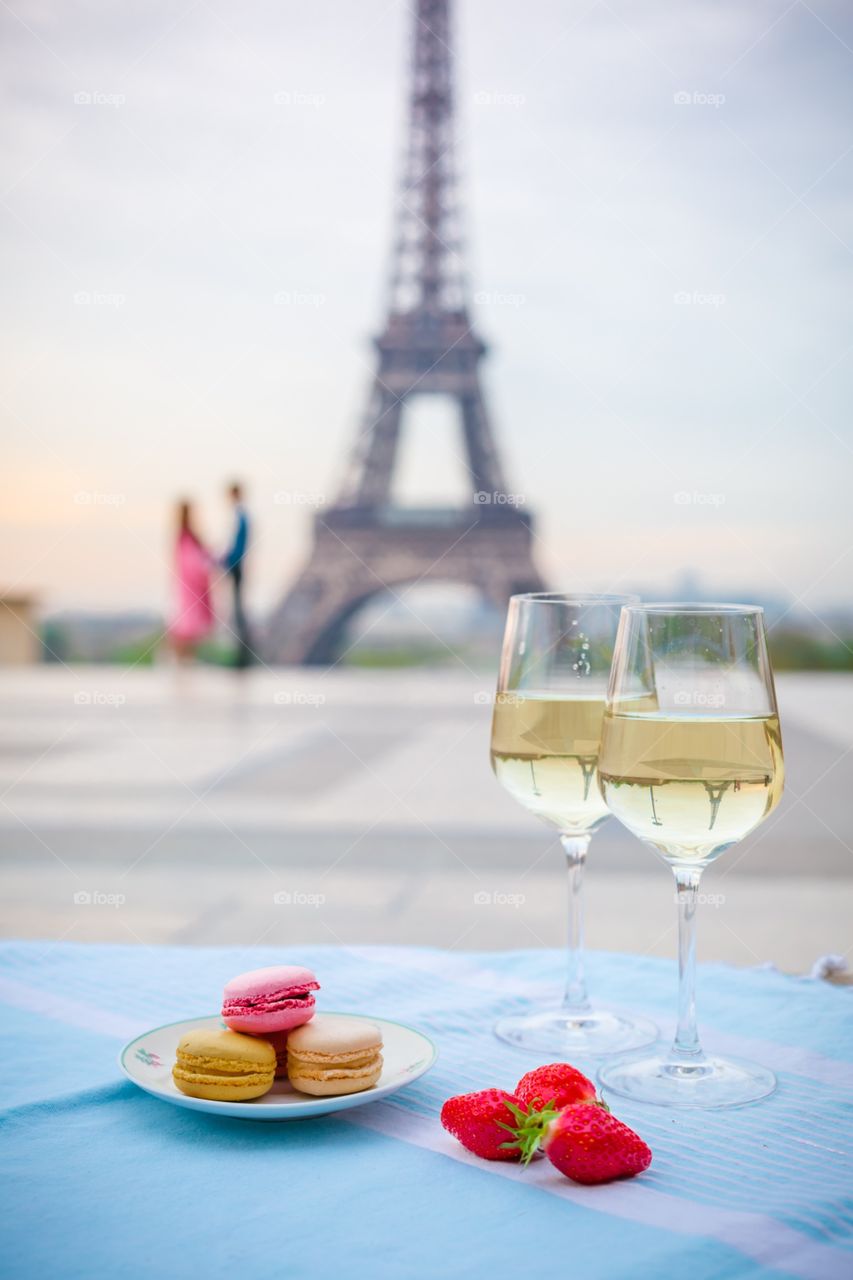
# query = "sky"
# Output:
<box><xmin>1</xmin><ymin>0</ymin><xmax>852</xmax><ymax>618</ymax></box>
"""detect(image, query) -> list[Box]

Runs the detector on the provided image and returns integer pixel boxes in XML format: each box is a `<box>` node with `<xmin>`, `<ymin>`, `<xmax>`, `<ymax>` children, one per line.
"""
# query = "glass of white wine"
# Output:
<box><xmin>490</xmin><ymin>592</ymin><xmax>657</xmax><ymax>1055</ymax></box>
<box><xmin>597</xmin><ymin>603</ymin><xmax>784</xmax><ymax>1107</ymax></box>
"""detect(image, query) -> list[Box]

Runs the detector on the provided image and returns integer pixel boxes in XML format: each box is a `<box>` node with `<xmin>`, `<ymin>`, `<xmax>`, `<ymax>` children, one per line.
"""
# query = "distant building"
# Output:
<box><xmin>0</xmin><ymin>593</ymin><xmax>39</xmax><ymax>664</ymax></box>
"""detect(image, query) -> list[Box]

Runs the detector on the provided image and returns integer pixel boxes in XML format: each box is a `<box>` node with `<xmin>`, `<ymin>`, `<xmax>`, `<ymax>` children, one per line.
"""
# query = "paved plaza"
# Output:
<box><xmin>1</xmin><ymin>666</ymin><xmax>851</xmax><ymax>974</ymax></box>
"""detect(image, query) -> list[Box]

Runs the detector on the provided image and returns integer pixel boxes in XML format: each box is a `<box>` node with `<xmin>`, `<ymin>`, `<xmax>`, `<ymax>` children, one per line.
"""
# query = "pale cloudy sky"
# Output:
<box><xmin>1</xmin><ymin>0</ymin><xmax>852</xmax><ymax>616</ymax></box>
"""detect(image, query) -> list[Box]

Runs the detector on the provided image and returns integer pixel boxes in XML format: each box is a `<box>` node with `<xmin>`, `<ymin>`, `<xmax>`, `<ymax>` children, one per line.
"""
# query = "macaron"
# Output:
<box><xmin>172</xmin><ymin>1027</ymin><xmax>276</xmax><ymax>1101</ymax></box>
<box><xmin>265</xmin><ymin>1030</ymin><xmax>289</xmax><ymax>1079</ymax></box>
<box><xmin>287</xmin><ymin>1015</ymin><xmax>383</xmax><ymax>1097</ymax></box>
<box><xmin>221</xmin><ymin>965</ymin><xmax>320</xmax><ymax>1034</ymax></box>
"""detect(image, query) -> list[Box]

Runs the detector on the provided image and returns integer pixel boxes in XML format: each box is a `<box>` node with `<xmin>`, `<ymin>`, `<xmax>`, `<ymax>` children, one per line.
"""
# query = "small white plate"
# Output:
<box><xmin>119</xmin><ymin>1012</ymin><xmax>437</xmax><ymax>1121</ymax></box>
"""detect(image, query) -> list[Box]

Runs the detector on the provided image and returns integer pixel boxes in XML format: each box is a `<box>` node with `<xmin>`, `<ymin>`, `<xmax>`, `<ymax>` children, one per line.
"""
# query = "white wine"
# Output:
<box><xmin>490</xmin><ymin>693</ymin><xmax>611</xmax><ymax>835</ymax></box>
<box><xmin>598</xmin><ymin>711</ymin><xmax>784</xmax><ymax>865</ymax></box>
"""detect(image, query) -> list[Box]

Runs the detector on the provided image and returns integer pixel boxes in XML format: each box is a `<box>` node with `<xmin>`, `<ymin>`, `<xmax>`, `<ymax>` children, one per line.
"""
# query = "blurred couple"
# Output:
<box><xmin>169</xmin><ymin>481</ymin><xmax>253</xmax><ymax>668</ymax></box>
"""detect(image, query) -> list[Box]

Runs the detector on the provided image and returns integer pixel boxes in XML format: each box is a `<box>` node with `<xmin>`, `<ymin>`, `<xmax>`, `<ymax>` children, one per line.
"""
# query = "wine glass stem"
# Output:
<box><xmin>673</xmin><ymin>866</ymin><xmax>704</xmax><ymax>1059</ymax></box>
<box><xmin>560</xmin><ymin>835</ymin><xmax>591</xmax><ymax>1011</ymax></box>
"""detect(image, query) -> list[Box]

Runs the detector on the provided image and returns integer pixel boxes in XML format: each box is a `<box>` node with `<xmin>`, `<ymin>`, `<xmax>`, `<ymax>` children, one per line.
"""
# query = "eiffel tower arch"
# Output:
<box><xmin>267</xmin><ymin>0</ymin><xmax>544</xmax><ymax>665</ymax></box>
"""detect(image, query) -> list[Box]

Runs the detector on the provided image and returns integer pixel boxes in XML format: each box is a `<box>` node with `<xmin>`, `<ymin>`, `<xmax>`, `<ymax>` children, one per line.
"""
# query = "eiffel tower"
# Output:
<box><xmin>267</xmin><ymin>0</ymin><xmax>544</xmax><ymax>665</ymax></box>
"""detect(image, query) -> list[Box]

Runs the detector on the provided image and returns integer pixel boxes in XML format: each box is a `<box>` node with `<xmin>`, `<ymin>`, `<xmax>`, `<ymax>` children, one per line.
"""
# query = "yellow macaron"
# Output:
<box><xmin>172</xmin><ymin>1026</ymin><xmax>276</xmax><ymax>1101</ymax></box>
<box><xmin>287</xmin><ymin>1015</ymin><xmax>383</xmax><ymax>1097</ymax></box>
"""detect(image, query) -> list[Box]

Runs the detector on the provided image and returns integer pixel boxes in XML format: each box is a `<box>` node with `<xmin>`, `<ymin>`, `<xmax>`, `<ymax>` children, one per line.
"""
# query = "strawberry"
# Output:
<box><xmin>540</xmin><ymin>1102</ymin><xmax>652</xmax><ymax>1184</ymax></box>
<box><xmin>440</xmin><ymin>1075</ymin><xmax>652</xmax><ymax>1184</ymax></box>
<box><xmin>515</xmin><ymin>1062</ymin><xmax>597</xmax><ymax>1111</ymax></box>
<box><xmin>440</xmin><ymin>1089</ymin><xmax>528</xmax><ymax>1161</ymax></box>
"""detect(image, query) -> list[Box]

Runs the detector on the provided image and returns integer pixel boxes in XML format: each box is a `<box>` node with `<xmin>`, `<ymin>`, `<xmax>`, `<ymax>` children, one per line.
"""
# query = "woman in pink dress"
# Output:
<box><xmin>169</xmin><ymin>500</ymin><xmax>215</xmax><ymax>660</ymax></box>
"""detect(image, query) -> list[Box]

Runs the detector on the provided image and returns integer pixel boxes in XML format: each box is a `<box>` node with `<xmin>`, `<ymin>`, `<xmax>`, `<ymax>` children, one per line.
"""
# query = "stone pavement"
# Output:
<box><xmin>0</xmin><ymin>666</ymin><xmax>850</xmax><ymax>974</ymax></box>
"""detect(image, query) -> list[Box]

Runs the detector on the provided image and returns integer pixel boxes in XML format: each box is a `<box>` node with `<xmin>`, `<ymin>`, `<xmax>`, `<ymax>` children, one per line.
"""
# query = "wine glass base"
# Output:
<box><xmin>598</xmin><ymin>1051</ymin><xmax>776</xmax><ymax>1108</ymax></box>
<box><xmin>494</xmin><ymin>1006</ymin><xmax>658</xmax><ymax>1057</ymax></box>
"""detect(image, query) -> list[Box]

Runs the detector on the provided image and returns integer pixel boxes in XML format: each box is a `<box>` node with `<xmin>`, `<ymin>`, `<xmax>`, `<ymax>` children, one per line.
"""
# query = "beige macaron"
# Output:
<box><xmin>286</xmin><ymin>1015</ymin><xmax>383</xmax><ymax>1096</ymax></box>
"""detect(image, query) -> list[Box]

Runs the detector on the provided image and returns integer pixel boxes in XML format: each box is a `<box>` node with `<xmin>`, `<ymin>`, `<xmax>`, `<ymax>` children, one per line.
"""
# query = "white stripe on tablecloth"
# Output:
<box><xmin>1</xmin><ymin>973</ymin><xmax>849</xmax><ymax>1280</ymax></box>
<box><xmin>344</xmin><ymin>947</ymin><xmax>853</xmax><ymax>1090</ymax></box>
<box><xmin>342</xmin><ymin>1101</ymin><xmax>851</xmax><ymax>1280</ymax></box>
<box><xmin>0</xmin><ymin>976</ymin><xmax>145</xmax><ymax>1039</ymax></box>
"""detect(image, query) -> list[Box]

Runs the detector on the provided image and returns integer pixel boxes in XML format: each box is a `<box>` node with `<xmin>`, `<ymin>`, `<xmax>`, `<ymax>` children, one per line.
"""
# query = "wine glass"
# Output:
<box><xmin>489</xmin><ymin>592</ymin><xmax>657</xmax><ymax>1055</ymax></box>
<box><xmin>597</xmin><ymin>603</ymin><xmax>784</xmax><ymax>1107</ymax></box>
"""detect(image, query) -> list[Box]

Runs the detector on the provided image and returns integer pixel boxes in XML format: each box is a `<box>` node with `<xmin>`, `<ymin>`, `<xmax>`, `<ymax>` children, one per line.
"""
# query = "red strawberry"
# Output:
<box><xmin>440</xmin><ymin>1089</ymin><xmax>527</xmax><ymax>1161</ymax></box>
<box><xmin>541</xmin><ymin>1103</ymin><xmax>652</xmax><ymax>1184</ymax></box>
<box><xmin>515</xmin><ymin>1063</ymin><xmax>597</xmax><ymax>1111</ymax></box>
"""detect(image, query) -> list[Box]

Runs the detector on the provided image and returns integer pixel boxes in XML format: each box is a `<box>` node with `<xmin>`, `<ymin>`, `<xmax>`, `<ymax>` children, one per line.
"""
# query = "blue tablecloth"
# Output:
<box><xmin>1</xmin><ymin>943</ymin><xmax>851</xmax><ymax>1280</ymax></box>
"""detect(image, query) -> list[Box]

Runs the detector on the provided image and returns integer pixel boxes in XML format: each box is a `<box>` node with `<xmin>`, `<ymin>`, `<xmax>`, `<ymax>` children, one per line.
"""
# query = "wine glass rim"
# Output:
<box><xmin>622</xmin><ymin>601</ymin><xmax>764</xmax><ymax>615</ymax></box>
<box><xmin>510</xmin><ymin>592</ymin><xmax>641</xmax><ymax>605</ymax></box>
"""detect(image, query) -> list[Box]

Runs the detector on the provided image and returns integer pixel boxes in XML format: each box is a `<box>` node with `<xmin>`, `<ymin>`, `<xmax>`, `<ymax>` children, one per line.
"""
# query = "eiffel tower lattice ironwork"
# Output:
<box><xmin>267</xmin><ymin>0</ymin><xmax>544</xmax><ymax>665</ymax></box>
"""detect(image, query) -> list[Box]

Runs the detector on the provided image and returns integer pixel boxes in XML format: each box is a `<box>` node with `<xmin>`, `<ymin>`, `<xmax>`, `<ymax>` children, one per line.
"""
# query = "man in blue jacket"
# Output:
<box><xmin>222</xmin><ymin>481</ymin><xmax>252</xmax><ymax>668</ymax></box>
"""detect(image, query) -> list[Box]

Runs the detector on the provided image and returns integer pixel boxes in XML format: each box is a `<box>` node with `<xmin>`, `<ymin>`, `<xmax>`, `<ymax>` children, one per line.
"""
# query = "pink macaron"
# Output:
<box><xmin>221</xmin><ymin>965</ymin><xmax>320</xmax><ymax>1034</ymax></box>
